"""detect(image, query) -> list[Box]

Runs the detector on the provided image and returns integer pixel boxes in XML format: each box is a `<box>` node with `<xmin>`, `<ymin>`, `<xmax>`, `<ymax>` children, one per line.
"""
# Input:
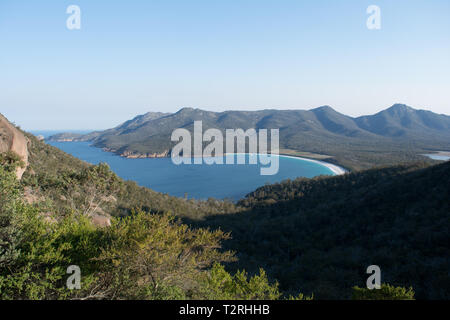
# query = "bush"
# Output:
<box><xmin>352</xmin><ymin>284</ymin><xmax>415</xmax><ymax>300</ymax></box>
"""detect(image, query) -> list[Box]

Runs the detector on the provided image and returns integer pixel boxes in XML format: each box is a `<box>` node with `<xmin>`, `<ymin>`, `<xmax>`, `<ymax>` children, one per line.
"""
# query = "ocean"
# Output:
<box><xmin>32</xmin><ymin>131</ymin><xmax>336</xmax><ymax>200</ymax></box>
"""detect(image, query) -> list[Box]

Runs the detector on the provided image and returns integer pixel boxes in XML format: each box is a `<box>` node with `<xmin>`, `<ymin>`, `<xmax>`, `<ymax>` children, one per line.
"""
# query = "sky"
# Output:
<box><xmin>0</xmin><ymin>0</ymin><xmax>449</xmax><ymax>130</ymax></box>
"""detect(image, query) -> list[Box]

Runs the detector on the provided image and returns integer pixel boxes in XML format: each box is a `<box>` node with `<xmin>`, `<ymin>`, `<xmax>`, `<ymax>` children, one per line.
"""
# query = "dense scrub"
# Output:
<box><xmin>189</xmin><ymin>162</ymin><xmax>450</xmax><ymax>299</ymax></box>
<box><xmin>0</xmin><ymin>156</ymin><xmax>287</xmax><ymax>300</ymax></box>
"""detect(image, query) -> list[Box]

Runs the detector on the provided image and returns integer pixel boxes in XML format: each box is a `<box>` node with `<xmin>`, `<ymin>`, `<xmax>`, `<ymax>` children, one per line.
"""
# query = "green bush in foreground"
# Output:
<box><xmin>352</xmin><ymin>284</ymin><xmax>415</xmax><ymax>300</ymax></box>
<box><xmin>0</xmin><ymin>156</ymin><xmax>23</xmax><ymax>271</ymax></box>
<box><xmin>1</xmin><ymin>158</ymin><xmax>290</xmax><ymax>300</ymax></box>
<box><xmin>0</xmin><ymin>207</ymin><xmax>289</xmax><ymax>300</ymax></box>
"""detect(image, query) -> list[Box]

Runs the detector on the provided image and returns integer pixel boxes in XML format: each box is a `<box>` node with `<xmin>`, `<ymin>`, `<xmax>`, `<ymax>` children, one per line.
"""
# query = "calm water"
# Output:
<box><xmin>33</xmin><ymin>131</ymin><xmax>335</xmax><ymax>200</ymax></box>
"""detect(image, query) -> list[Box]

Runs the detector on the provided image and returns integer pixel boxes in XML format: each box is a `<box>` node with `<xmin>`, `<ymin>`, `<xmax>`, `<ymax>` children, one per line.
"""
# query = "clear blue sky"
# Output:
<box><xmin>1</xmin><ymin>0</ymin><xmax>449</xmax><ymax>130</ymax></box>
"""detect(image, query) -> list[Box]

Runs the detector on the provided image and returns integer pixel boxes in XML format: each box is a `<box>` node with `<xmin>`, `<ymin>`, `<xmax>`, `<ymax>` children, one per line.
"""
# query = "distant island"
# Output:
<box><xmin>48</xmin><ymin>104</ymin><xmax>450</xmax><ymax>171</ymax></box>
<box><xmin>46</xmin><ymin>132</ymin><xmax>84</xmax><ymax>142</ymax></box>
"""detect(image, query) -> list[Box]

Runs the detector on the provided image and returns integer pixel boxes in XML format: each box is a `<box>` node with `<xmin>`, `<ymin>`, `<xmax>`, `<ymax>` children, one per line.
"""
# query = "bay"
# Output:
<box><xmin>33</xmin><ymin>131</ymin><xmax>337</xmax><ymax>200</ymax></box>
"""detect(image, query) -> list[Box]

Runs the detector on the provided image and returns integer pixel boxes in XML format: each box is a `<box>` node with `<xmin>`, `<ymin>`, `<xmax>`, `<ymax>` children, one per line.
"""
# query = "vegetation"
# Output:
<box><xmin>0</xmin><ymin>153</ymin><xmax>23</xmax><ymax>272</ymax></box>
<box><xmin>352</xmin><ymin>284</ymin><xmax>415</xmax><ymax>300</ymax></box>
<box><xmin>2</xmin><ymin>128</ymin><xmax>449</xmax><ymax>300</ymax></box>
<box><xmin>22</xmin><ymin>132</ymin><xmax>240</xmax><ymax>220</ymax></box>
<box><xmin>190</xmin><ymin>161</ymin><xmax>450</xmax><ymax>299</ymax></box>
<box><xmin>49</xmin><ymin>104</ymin><xmax>450</xmax><ymax>170</ymax></box>
<box><xmin>0</xmin><ymin>155</ymin><xmax>285</xmax><ymax>300</ymax></box>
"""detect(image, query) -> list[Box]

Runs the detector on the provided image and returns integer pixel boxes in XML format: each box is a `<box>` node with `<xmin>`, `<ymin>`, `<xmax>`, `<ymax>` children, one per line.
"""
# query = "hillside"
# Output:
<box><xmin>49</xmin><ymin>104</ymin><xmax>450</xmax><ymax>170</ymax></box>
<box><xmin>33</xmin><ymin>127</ymin><xmax>450</xmax><ymax>299</ymax></box>
<box><xmin>22</xmin><ymin>130</ymin><xmax>240</xmax><ymax>223</ymax></box>
<box><xmin>27</xmin><ymin>132</ymin><xmax>450</xmax><ymax>299</ymax></box>
<box><xmin>190</xmin><ymin>161</ymin><xmax>450</xmax><ymax>299</ymax></box>
<box><xmin>1</xmin><ymin>117</ymin><xmax>282</xmax><ymax>300</ymax></box>
<box><xmin>355</xmin><ymin>104</ymin><xmax>450</xmax><ymax>139</ymax></box>
<box><xmin>1</xmin><ymin>113</ymin><xmax>449</xmax><ymax>299</ymax></box>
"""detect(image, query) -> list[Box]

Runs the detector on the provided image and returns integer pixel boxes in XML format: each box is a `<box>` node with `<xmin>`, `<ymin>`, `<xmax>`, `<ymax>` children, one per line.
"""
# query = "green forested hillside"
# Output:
<box><xmin>1</xmin><ymin>133</ymin><xmax>287</xmax><ymax>300</ymax></box>
<box><xmin>190</xmin><ymin>161</ymin><xmax>450</xmax><ymax>299</ymax></box>
<box><xmin>1</xmin><ymin>127</ymin><xmax>448</xmax><ymax>300</ymax></box>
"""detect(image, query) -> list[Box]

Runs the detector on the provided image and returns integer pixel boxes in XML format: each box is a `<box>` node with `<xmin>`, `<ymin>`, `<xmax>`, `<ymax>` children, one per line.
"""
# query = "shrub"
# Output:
<box><xmin>352</xmin><ymin>284</ymin><xmax>415</xmax><ymax>300</ymax></box>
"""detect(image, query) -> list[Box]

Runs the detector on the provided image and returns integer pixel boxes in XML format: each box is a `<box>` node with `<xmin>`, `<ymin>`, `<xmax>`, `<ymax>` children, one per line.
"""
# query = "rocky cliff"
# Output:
<box><xmin>0</xmin><ymin>114</ymin><xmax>29</xmax><ymax>179</ymax></box>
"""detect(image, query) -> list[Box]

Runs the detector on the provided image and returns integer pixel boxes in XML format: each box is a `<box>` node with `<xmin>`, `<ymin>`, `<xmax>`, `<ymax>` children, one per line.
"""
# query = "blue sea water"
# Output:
<box><xmin>32</xmin><ymin>131</ymin><xmax>335</xmax><ymax>200</ymax></box>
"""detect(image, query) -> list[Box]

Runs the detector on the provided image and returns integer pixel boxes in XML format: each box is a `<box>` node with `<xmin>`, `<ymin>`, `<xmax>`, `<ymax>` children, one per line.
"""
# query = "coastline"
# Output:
<box><xmin>225</xmin><ymin>153</ymin><xmax>347</xmax><ymax>176</ymax></box>
<box><xmin>422</xmin><ymin>151</ymin><xmax>450</xmax><ymax>161</ymax></box>
<box><xmin>47</xmin><ymin>139</ymin><xmax>347</xmax><ymax>176</ymax></box>
<box><xmin>422</xmin><ymin>151</ymin><xmax>450</xmax><ymax>157</ymax></box>
<box><xmin>278</xmin><ymin>154</ymin><xmax>347</xmax><ymax>175</ymax></box>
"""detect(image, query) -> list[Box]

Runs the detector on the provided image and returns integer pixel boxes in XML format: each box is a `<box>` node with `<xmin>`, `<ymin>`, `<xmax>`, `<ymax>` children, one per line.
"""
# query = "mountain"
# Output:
<box><xmin>49</xmin><ymin>104</ymin><xmax>450</xmax><ymax>170</ymax></box>
<box><xmin>355</xmin><ymin>104</ymin><xmax>450</xmax><ymax>140</ymax></box>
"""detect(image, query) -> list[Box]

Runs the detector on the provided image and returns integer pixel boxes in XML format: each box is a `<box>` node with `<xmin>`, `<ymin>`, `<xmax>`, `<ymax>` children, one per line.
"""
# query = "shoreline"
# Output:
<box><xmin>422</xmin><ymin>151</ymin><xmax>450</xmax><ymax>161</ymax></box>
<box><xmin>423</xmin><ymin>151</ymin><xmax>450</xmax><ymax>157</ymax></box>
<box><xmin>278</xmin><ymin>154</ymin><xmax>347</xmax><ymax>175</ymax></box>
<box><xmin>225</xmin><ymin>153</ymin><xmax>347</xmax><ymax>176</ymax></box>
<box><xmin>48</xmin><ymin>139</ymin><xmax>347</xmax><ymax>176</ymax></box>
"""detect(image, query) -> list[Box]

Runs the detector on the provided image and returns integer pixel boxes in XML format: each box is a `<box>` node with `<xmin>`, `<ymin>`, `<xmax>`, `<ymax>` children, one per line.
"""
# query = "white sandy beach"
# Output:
<box><xmin>277</xmin><ymin>155</ymin><xmax>347</xmax><ymax>175</ymax></box>
<box><xmin>225</xmin><ymin>153</ymin><xmax>347</xmax><ymax>176</ymax></box>
<box><xmin>422</xmin><ymin>151</ymin><xmax>450</xmax><ymax>161</ymax></box>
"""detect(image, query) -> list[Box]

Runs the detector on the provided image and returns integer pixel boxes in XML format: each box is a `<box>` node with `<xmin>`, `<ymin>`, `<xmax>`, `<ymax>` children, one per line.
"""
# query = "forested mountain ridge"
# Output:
<box><xmin>49</xmin><ymin>104</ymin><xmax>450</xmax><ymax>170</ymax></box>
<box><xmin>355</xmin><ymin>104</ymin><xmax>450</xmax><ymax>138</ymax></box>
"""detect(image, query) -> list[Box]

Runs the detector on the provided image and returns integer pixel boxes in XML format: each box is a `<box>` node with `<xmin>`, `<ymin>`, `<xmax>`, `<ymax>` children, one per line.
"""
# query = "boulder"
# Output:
<box><xmin>0</xmin><ymin>114</ymin><xmax>29</xmax><ymax>179</ymax></box>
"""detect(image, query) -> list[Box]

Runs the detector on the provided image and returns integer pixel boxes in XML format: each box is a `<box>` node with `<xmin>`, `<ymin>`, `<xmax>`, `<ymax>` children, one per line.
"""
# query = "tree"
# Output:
<box><xmin>86</xmin><ymin>211</ymin><xmax>235</xmax><ymax>299</ymax></box>
<box><xmin>197</xmin><ymin>263</ymin><xmax>281</xmax><ymax>300</ymax></box>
